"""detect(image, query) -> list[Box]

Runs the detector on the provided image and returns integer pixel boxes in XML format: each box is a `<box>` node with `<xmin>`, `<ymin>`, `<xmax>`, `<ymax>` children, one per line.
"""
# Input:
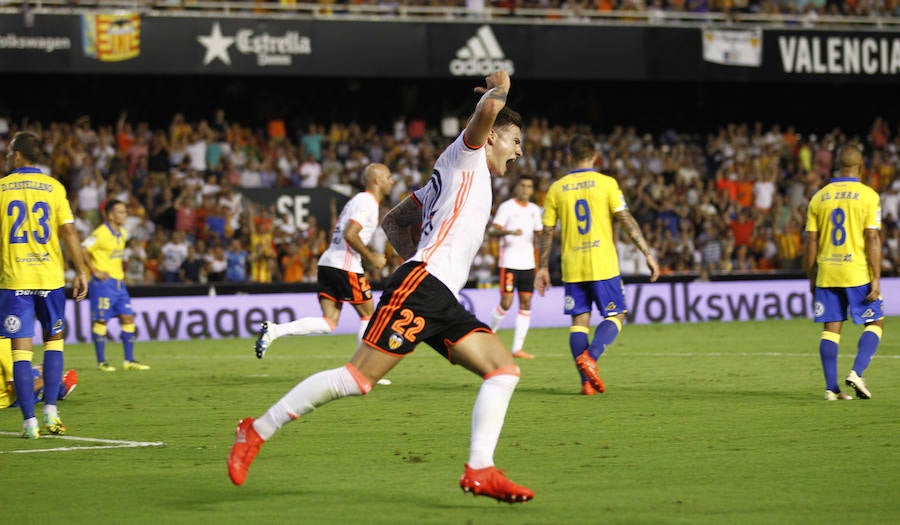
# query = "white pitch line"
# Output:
<box><xmin>0</xmin><ymin>431</ymin><xmax>164</xmax><ymax>454</ymax></box>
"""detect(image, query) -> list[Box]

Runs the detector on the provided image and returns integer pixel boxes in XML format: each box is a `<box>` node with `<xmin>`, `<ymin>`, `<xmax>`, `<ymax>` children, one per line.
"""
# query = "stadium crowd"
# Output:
<box><xmin>27</xmin><ymin>0</ymin><xmax>900</xmax><ymax>18</ymax></box>
<box><xmin>1</xmin><ymin>110</ymin><xmax>899</xmax><ymax>287</ymax></box>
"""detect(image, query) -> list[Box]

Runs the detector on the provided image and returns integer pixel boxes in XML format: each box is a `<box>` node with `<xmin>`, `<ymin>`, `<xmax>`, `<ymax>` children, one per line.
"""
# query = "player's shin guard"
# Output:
<box><xmin>569</xmin><ymin>327</ymin><xmax>590</xmax><ymax>383</ymax></box>
<box><xmin>121</xmin><ymin>323</ymin><xmax>137</xmax><ymax>362</ymax></box>
<box><xmin>490</xmin><ymin>306</ymin><xmax>507</xmax><ymax>332</ymax></box>
<box><xmin>92</xmin><ymin>322</ymin><xmax>108</xmax><ymax>363</ymax></box>
<box><xmin>42</xmin><ymin>341</ymin><xmax>64</xmax><ymax>406</ymax></box>
<box><xmin>468</xmin><ymin>366</ymin><xmax>520</xmax><ymax>469</ymax></box>
<box><xmin>853</xmin><ymin>324</ymin><xmax>882</xmax><ymax>376</ymax></box>
<box><xmin>252</xmin><ymin>363</ymin><xmax>371</xmax><ymax>440</ymax></box>
<box><xmin>589</xmin><ymin>317</ymin><xmax>622</xmax><ymax>360</ymax></box>
<box><xmin>512</xmin><ymin>310</ymin><xmax>531</xmax><ymax>352</ymax></box>
<box><xmin>357</xmin><ymin>316</ymin><xmax>371</xmax><ymax>343</ymax></box>
<box><xmin>277</xmin><ymin>317</ymin><xmax>335</xmax><ymax>337</ymax></box>
<box><xmin>12</xmin><ymin>351</ymin><xmax>35</xmax><ymax>419</ymax></box>
<box><xmin>819</xmin><ymin>331</ymin><xmax>840</xmax><ymax>392</ymax></box>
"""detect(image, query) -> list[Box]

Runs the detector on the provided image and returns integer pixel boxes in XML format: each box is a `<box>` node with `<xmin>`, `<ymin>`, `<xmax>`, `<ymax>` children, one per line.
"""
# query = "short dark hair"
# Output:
<box><xmin>494</xmin><ymin>106</ymin><xmax>523</xmax><ymax>131</ymax></box>
<box><xmin>516</xmin><ymin>174</ymin><xmax>537</xmax><ymax>187</ymax></box>
<box><xmin>105</xmin><ymin>199</ymin><xmax>124</xmax><ymax>215</ymax></box>
<box><xmin>568</xmin><ymin>134</ymin><xmax>595</xmax><ymax>163</ymax></box>
<box><xmin>9</xmin><ymin>131</ymin><xmax>47</xmax><ymax>165</ymax></box>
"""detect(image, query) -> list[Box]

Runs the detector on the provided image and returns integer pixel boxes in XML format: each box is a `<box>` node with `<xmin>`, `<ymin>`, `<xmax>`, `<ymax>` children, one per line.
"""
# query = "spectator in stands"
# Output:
<box><xmin>160</xmin><ymin>230</ymin><xmax>190</xmax><ymax>283</ymax></box>
<box><xmin>123</xmin><ymin>238</ymin><xmax>147</xmax><ymax>286</ymax></box>
<box><xmin>206</xmin><ymin>245</ymin><xmax>228</xmax><ymax>283</ymax></box>
<box><xmin>225</xmin><ymin>239</ymin><xmax>249</xmax><ymax>282</ymax></box>
<box><xmin>180</xmin><ymin>245</ymin><xmax>207</xmax><ymax>284</ymax></box>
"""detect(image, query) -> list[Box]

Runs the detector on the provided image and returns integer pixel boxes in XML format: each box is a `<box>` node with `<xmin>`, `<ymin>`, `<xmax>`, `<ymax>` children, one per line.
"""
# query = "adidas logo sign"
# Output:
<box><xmin>449</xmin><ymin>25</ymin><xmax>515</xmax><ymax>77</ymax></box>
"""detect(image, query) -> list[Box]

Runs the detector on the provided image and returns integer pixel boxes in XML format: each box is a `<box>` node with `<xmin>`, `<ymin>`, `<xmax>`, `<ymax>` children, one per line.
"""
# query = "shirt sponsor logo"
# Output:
<box><xmin>197</xmin><ymin>22</ymin><xmax>311</xmax><ymax>67</ymax></box>
<box><xmin>450</xmin><ymin>25</ymin><xmax>514</xmax><ymax>76</ymax></box>
<box><xmin>15</xmin><ymin>253</ymin><xmax>51</xmax><ymax>264</ymax></box>
<box><xmin>4</xmin><ymin>315</ymin><xmax>21</xmax><ymax>334</ymax></box>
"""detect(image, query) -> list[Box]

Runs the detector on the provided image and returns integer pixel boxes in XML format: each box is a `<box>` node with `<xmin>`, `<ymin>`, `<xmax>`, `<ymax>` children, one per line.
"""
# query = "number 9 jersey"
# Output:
<box><xmin>542</xmin><ymin>168</ymin><xmax>627</xmax><ymax>283</ymax></box>
<box><xmin>0</xmin><ymin>167</ymin><xmax>74</xmax><ymax>290</ymax></box>
<box><xmin>806</xmin><ymin>176</ymin><xmax>881</xmax><ymax>288</ymax></box>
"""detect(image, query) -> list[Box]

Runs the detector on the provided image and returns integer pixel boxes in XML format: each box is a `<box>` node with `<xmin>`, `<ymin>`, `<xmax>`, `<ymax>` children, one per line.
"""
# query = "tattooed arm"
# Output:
<box><xmin>464</xmin><ymin>70</ymin><xmax>511</xmax><ymax>148</ymax></box>
<box><xmin>534</xmin><ymin>226</ymin><xmax>555</xmax><ymax>296</ymax></box>
<box><xmin>382</xmin><ymin>197</ymin><xmax>421</xmax><ymax>260</ymax></box>
<box><xmin>615</xmin><ymin>210</ymin><xmax>660</xmax><ymax>282</ymax></box>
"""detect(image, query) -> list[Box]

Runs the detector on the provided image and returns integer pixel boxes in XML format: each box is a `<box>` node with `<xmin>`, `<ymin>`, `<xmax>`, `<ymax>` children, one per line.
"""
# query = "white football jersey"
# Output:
<box><xmin>492</xmin><ymin>198</ymin><xmax>542</xmax><ymax>270</ymax></box>
<box><xmin>318</xmin><ymin>191</ymin><xmax>380</xmax><ymax>273</ymax></box>
<box><xmin>411</xmin><ymin>133</ymin><xmax>493</xmax><ymax>296</ymax></box>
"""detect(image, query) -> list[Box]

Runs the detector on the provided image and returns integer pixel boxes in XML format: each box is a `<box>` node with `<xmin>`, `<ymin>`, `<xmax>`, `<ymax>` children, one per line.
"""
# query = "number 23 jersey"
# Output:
<box><xmin>542</xmin><ymin>168</ymin><xmax>627</xmax><ymax>283</ymax></box>
<box><xmin>0</xmin><ymin>167</ymin><xmax>74</xmax><ymax>289</ymax></box>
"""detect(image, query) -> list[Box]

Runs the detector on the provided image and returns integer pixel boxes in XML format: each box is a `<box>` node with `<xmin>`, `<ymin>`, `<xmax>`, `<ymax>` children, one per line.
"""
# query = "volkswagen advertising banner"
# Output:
<box><xmin>55</xmin><ymin>278</ymin><xmax>900</xmax><ymax>343</ymax></box>
<box><xmin>2</xmin><ymin>13</ymin><xmax>900</xmax><ymax>82</ymax></box>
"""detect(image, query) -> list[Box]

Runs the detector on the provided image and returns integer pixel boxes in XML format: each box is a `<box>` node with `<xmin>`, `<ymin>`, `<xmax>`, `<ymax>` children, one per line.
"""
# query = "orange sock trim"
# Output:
<box><xmin>344</xmin><ymin>363</ymin><xmax>372</xmax><ymax>395</ymax></box>
<box><xmin>484</xmin><ymin>365</ymin><xmax>520</xmax><ymax>380</ymax></box>
<box><xmin>323</xmin><ymin>317</ymin><xmax>337</xmax><ymax>331</ymax></box>
<box><xmin>359</xmin><ymin>315</ymin><xmax>372</xmax><ymax>322</ymax></box>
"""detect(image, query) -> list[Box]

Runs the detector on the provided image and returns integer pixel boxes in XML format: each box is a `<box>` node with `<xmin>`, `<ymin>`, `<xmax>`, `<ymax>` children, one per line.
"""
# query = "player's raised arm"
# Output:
<box><xmin>464</xmin><ymin>70</ymin><xmax>511</xmax><ymax>149</ymax></box>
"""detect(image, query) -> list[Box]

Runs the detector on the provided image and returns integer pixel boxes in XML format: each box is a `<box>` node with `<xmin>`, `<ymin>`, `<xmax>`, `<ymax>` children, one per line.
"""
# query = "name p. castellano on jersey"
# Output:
<box><xmin>1</xmin><ymin>180</ymin><xmax>54</xmax><ymax>192</ymax></box>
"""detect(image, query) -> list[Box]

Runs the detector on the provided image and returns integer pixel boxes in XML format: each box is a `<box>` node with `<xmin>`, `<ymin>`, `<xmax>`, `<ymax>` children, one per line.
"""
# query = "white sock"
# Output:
<box><xmin>511</xmin><ymin>310</ymin><xmax>531</xmax><ymax>353</ymax></box>
<box><xmin>43</xmin><ymin>404</ymin><xmax>58</xmax><ymax>418</ymax></box>
<box><xmin>357</xmin><ymin>317</ymin><xmax>371</xmax><ymax>343</ymax></box>
<box><xmin>253</xmin><ymin>365</ymin><xmax>369</xmax><ymax>441</ymax></box>
<box><xmin>468</xmin><ymin>372</ymin><xmax>519</xmax><ymax>469</ymax></box>
<box><xmin>489</xmin><ymin>306</ymin><xmax>507</xmax><ymax>332</ymax></box>
<box><xmin>273</xmin><ymin>317</ymin><xmax>333</xmax><ymax>339</ymax></box>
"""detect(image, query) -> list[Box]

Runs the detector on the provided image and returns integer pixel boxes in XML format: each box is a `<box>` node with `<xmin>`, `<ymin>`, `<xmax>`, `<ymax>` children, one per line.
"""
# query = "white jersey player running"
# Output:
<box><xmin>229</xmin><ymin>70</ymin><xmax>535</xmax><ymax>503</ymax></box>
<box><xmin>488</xmin><ymin>175</ymin><xmax>542</xmax><ymax>358</ymax></box>
<box><xmin>254</xmin><ymin>163</ymin><xmax>394</xmax><ymax>357</ymax></box>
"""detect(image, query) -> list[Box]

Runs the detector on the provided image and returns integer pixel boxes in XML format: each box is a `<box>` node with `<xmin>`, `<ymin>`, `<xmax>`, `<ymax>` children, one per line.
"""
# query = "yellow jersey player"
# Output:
<box><xmin>0</xmin><ymin>131</ymin><xmax>89</xmax><ymax>438</ymax></box>
<box><xmin>82</xmin><ymin>199</ymin><xmax>149</xmax><ymax>372</ymax></box>
<box><xmin>1</xmin><ymin>337</ymin><xmax>78</xmax><ymax>409</ymax></box>
<box><xmin>535</xmin><ymin>134</ymin><xmax>659</xmax><ymax>395</ymax></box>
<box><xmin>805</xmin><ymin>146</ymin><xmax>883</xmax><ymax>401</ymax></box>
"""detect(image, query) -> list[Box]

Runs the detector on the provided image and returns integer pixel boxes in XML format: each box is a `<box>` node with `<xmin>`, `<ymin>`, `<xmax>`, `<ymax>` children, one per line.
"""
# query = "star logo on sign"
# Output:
<box><xmin>197</xmin><ymin>22</ymin><xmax>234</xmax><ymax>65</ymax></box>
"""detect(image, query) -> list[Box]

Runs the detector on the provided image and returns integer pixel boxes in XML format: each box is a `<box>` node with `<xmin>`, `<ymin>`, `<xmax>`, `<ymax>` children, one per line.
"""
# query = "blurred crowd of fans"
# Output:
<box><xmin>1</xmin><ymin>110</ymin><xmax>899</xmax><ymax>288</ymax></box>
<box><xmin>21</xmin><ymin>0</ymin><xmax>900</xmax><ymax>18</ymax></box>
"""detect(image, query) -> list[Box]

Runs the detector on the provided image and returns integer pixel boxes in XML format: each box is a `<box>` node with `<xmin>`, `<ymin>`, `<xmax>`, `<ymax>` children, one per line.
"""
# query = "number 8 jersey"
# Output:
<box><xmin>806</xmin><ymin>176</ymin><xmax>881</xmax><ymax>288</ymax></box>
<box><xmin>542</xmin><ymin>168</ymin><xmax>627</xmax><ymax>283</ymax></box>
<box><xmin>0</xmin><ymin>167</ymin><xmax>74</xmax><ymax>290</ymax></box>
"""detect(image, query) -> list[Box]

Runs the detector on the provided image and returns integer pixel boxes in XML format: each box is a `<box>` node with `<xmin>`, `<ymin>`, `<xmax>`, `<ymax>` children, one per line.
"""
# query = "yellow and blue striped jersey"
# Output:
<box><xmin>542</xmin><ymin>168</ymin><xmax>627</xmax><ymax>282</ymax></box>
<box><xmin>83</xmin><ymin>223</ymin><xmax>127</xmax><ymax>281</ymax></box>
<box><xmin>806</xmin><ymin>177</ymin><xmax>881</xmax><ymax>288</ymax></box>
<box><xmin>0</xmin><ymin>167</ymin><xmax>74</xmax><ymax>289</ymax></box>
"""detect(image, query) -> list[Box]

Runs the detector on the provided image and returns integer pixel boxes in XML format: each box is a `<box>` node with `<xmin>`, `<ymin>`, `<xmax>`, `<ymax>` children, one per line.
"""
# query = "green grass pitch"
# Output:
<box><xmin>2</xmin><ymin>318</ymin><xmax>898</xmax><ymax>524</ymax></box>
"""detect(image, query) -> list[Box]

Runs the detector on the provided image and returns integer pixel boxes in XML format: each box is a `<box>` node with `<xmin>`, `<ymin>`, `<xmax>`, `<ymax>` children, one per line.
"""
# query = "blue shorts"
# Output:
<box><xmin>813</xmin><ymin>285</ymin><xmax>884</xmax><ymax>324</ymax></box>
<box><xmin>0</xmin><ymin>288</ymin><xmax>67</xmax><ymax>339</ymax></box>
<box><xmin>563</xmin><ymin>276</ymin><xmax>627</xmax><ymax>318</ymax></box>
<box><xmin>89</xmin><ymin>278</ymin><xmax>134</xmax><ymax>321</ymax></box>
